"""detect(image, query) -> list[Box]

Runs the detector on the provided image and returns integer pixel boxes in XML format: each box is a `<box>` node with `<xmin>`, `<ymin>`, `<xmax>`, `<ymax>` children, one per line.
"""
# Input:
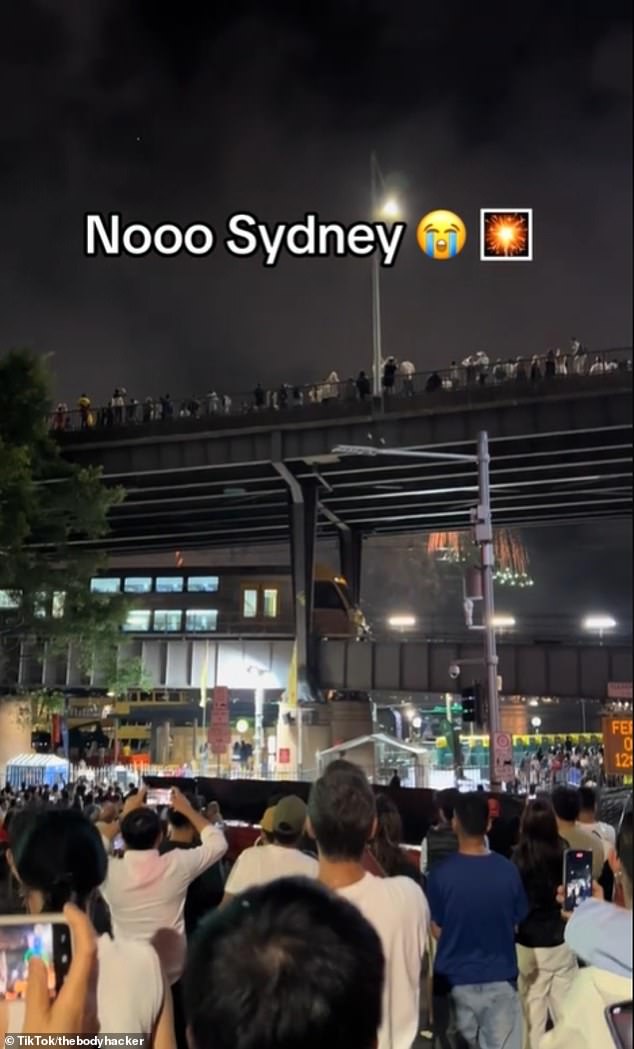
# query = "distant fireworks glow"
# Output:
<box><xmin>484</xmin><ymin>212</ymin><xmax>529</xmax><ymax>257</ymax></box>
<box><xmin>427</xmin><ymin>529</ymin><xmax>534</xmax><ymax>587</ymax></box>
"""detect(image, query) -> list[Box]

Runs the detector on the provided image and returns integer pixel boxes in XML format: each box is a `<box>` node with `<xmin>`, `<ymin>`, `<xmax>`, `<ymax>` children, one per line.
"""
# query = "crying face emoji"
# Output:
<box><xmin>416</xmin><ymin>210</ymin><xmax>467</xmax><ymax>260</ymax></box>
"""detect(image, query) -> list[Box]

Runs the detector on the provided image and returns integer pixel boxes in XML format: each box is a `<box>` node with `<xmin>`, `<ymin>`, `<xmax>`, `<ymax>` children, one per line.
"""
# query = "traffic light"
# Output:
<box><xmin>461</xmin><ymin>684</ymin><xmax>483</xmax><ymax>725</ymax></box>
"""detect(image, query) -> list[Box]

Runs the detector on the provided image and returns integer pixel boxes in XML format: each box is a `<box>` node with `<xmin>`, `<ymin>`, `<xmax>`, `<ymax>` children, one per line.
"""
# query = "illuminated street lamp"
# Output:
<box><xmin>530</xmin><ymin>716</ymin><xmax>542</xmax><ymax>730</ymax></box>
<box><xmin>370</xmin><ymin>153</ymin><xmax>401</xmax><ymax>398</ymax></box>
<box><xmin>388</xmin><ymin>613</ymin><xmax>417</xmax><ymax>629</ymax></box>
<box><xmin>583</xmin><ymin>614</ymin><xmax>617</xmax><ymax>644</ymax></box>
<box><xmin>491</xmin><ymin>614</ymin><xmax>516</xmax><ymax>630</ymax></box>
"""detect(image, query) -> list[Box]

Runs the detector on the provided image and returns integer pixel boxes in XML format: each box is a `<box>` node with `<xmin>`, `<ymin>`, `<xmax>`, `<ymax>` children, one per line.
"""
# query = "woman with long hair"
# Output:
<box><xmin>370</xmin><ymin>795</ymin><xmax>422</xmax><ymax>885</ymax></box>
<box><xmin>512</xmin><ymin>797</ymin><xmax>578</xmax><ymax>1049</ymax></box>
<box><xmin>7</xmin><ymin>807</ymin><xmax>174</xmax><ymax>1046</ymax></box>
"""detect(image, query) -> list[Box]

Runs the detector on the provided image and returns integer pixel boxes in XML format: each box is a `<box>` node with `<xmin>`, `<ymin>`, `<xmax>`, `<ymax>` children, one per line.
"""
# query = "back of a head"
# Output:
<box><xmin>121</xmin><ymin>807</ymin><xmax>162</xmax><ymax>850</ymax></box>
<box><xmin>185</xmin><ymin>877</ymin><xmax>384</xmax><ymax>1049</ymax></box>
<box><xmin>578</xmin><ymin>785</ymin><xmax>597</xmax><ymax>814</ymax></box>
<box><xmin>375</xmin><ymin>794</ymin><xmax>403</xmax><ymax>846</ymax></box>
<box><xmin>168</xmin><ymin>794</ymin><xmax>199</xmax><ymax>831</ymax></box>
<box><xmin>520</xmin><ymin>798</ymin><xmax>559</xmax><ymax>843</ymax></box>
<box><xmin>551</xmin><ymin>786</ymin><xmax>581</xmax><ymax>823</ymax></box>
<box><xmin>440</xmin><ymin>802</ymin><xmax>455</xmax><ymax>824</ymax></box>
<box><xmin>454</xmin><ymin>793</ymin><xmax>489</xmax><ymax>838</ymax></box>
<box><xmin>11</xmin><ymin>808</ymin><xmax>107</xmax><ymax>910</ymax></box>
<box><xmin>308</xmin><ymin>760</ymin><xmax>376</xmax><ymax>861</ymax></box>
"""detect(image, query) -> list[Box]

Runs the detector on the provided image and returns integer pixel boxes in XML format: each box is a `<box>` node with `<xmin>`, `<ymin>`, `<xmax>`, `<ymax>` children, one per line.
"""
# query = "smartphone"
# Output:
<box><xmin>606</xmin><ymin>1002</ymin><xmax>632</xmax><ymax>1049</ymax></box>
<box><xmin>563</xmin><ymin>849</ymin><xmax>593</xmax><ymax>912</ymax></box>
<box><xmin>112</xmin><ymin>833</ymin><xmax>125</xmax><ymax>853</ymax></box>
<box><xmin>0</xmin><ymin>915</ymin><xmax>72</xmax><ymax>1002</ymax></box>
<box><xmin>146</xmin><ymin>787</ymin><xmax>172</xmax><ymax>808</ymax></box>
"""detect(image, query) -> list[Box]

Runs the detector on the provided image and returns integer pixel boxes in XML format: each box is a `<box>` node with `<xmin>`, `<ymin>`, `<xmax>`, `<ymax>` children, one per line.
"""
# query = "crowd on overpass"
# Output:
<box><xmin>50</xmin><ymin>339</ymin><xmax>631</xmax><ymax>431</ymax></box>
<box><xmin>0</xmin><ymin>764</ymin><xmax>631</xmax><ymax>1049</ymax></box>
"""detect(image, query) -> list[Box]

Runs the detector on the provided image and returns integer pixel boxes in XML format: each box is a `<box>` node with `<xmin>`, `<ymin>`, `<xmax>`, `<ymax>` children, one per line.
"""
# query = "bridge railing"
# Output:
<box><xmin>51</xmin><ymin>346</ymin><xmax>633</xmax><ymax>433</ymax></box>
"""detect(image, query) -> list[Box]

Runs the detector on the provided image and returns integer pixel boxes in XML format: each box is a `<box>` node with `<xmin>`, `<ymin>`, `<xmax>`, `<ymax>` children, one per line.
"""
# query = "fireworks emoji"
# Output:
<box><xmin>480</xmin><ymin>209</ymin><xmax>533</xmax><ymax>261</ymax></box>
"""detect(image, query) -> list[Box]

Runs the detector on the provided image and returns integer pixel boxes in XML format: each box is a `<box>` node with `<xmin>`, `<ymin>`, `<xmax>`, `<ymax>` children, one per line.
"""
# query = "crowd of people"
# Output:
<box><xmin>516</xmin><ymin>742</ymin><xmax>607</xmax><ymax>792</ymax></box>
<box><xmin>0</xmin><ymin>769</ymin><xmax>631</xmax><ymax>1049</ymax></box>
<box><xmin>49</xmin><ymin>338</ymin><xmax>631</xmax><ymax>432</ymax></box>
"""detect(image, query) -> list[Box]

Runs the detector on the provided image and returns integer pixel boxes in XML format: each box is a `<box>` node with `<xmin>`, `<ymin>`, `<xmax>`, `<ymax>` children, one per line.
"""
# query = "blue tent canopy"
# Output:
<box><xmin>6</xmin><ymin>753</ymin><xmax>70</xmax><ymax>789</ymax></box>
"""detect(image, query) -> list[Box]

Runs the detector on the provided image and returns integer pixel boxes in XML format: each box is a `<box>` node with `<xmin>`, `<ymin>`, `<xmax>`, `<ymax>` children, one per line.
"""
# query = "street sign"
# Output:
<box><xmin>608</xmin><ymin>682</ymin><xmax>633</xmax><ymax>701</ymax></box>
<box><xmin>208</xmin><ymin>685</ymin><xmax>231</xmax><ymax>753</ymax></box>
<box><xmin>602</xmin><ymin>716</ymin><xmax>633</xmax><ymax>775</ymax></box>
<box><xmin>492</xmin><ymin>731</ymin><xmax>514</xmax><ymax>784</ymax></box>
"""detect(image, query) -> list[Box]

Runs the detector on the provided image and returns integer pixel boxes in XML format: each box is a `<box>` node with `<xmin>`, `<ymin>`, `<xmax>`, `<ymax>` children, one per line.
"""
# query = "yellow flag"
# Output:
<box><xmin>287</xmin><ymin>642</ymin><xmax>298</xmax><ymax>709</ymax></box>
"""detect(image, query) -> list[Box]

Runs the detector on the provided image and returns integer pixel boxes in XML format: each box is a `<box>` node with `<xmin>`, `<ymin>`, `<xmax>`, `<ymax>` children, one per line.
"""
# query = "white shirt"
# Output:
<box><xmin>10</xmin><ymin>934</ymin><xmax>164</xmax><ymax>1035</ymax></box>
<box><xmin>577</xmin><ymin>820</ymin><xmax>616</xmax><ymax>860</ymax></box>
<box><xmin>225</xmin><ymin>843</ymin><xmax>318</xmax><ymax>895</ymax></box>
<box><xmin>337</xmin><ymin>873</ymin><xmax>429</xmax><ymax>1049</ymax></box>
<box><xmin>101</xmin><ymin>823</ymin><xmax>226</xmax><ymax>984</ymax></box>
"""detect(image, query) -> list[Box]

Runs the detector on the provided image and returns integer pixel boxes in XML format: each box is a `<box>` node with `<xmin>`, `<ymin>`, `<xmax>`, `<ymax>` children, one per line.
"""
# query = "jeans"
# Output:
<box><xmin>450</xmin><ymin>982</ymin><xmax>522</xmax><ymax>1049</ymax></box>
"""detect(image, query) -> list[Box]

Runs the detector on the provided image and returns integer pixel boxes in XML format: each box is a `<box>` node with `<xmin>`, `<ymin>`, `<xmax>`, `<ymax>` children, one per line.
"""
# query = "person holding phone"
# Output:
<box><xmin>0</xmin><ymin>905</ymin><xmax>97</xmax><ymax>1039</ymax></box>
<box><xmin>100</xmin><ymin>787</ymin><xmax>227</xmax><ymax>986</ymax></box>
<box><xmin>542</xmin><ymin>808</ymin><xmax>633</xmax><ymax>1049</ymax></box>
<box><xmin>7</xmin><ymin>808</ymin><xmax>174</xmax><ymax>1045</ymax></box>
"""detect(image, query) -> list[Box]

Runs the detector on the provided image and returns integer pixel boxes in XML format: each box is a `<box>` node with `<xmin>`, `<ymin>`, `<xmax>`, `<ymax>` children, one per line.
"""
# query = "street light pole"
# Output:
<box><xmin>370</xmin><ymin>152</ymin><xmax>383</xmax><ymax>399</ymax></box>
<box><xmin>332</xmin><ymin>436</ymin><xmax>502</xmax><ymax>789</ymax></box>
<box><xmin>476</xmin><ymin>431</ymin><xmax>501</xmax><ymax>789</ymax></box>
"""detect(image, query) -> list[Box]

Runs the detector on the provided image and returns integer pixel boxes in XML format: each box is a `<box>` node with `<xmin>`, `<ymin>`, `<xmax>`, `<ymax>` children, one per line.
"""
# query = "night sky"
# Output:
<box><xmin>0</xmin><ymin>1</ymin><xmax>631</xmax><ymax>404</ymax></box>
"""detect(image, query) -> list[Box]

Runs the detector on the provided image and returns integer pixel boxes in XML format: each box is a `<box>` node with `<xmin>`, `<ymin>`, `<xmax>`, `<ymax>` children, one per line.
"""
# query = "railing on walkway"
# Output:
<box><xmin>51</xmin><ymin>346</ymin><xmax>633</xmax><ymax>433</ymax></box>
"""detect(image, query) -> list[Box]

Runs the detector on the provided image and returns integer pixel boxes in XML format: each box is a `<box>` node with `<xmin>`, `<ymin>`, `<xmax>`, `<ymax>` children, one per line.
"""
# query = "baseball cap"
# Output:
<box><xmin>273</xmin><ymin>795</ymin><xmax>307</xmax><ymax>839</ymax></box>
<box><xmin>260</xmin><ymin>806</ymin><xmax>276</xmax><ymax>834</ymax></box>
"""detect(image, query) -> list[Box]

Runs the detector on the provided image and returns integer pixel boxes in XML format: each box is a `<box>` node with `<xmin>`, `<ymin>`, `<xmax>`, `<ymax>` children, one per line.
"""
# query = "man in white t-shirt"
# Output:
<box><xmin>308</xmin><ymin>760</ymin><xmax>429</xmax><ymax>1049</ymax></box>
<box><xmin>223</xmin><ymin>795</ymin><xmax>317</xmax><ymax>901</ymax></box>
<box><xmin>100</xmin><ymin>787</ymin><xmax>227</xmax><ymax>985</ymax></box>
<box><xmin>577</xmin><ymin>785</ymin><xmax>616</xmax><ymax>860</ymax></box>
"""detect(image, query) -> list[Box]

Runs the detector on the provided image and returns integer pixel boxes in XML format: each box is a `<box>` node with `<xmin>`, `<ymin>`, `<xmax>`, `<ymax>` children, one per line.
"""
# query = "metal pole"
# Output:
<box><xmin>370</xmin><ymin>153</ymin><xmax>383</xmax><ymax>399</ymax></box>
<box><xmin>477</xmin><ymin>430</ymin><xmax>501</xmax><ymax>790</ymax></box>
<box><xmin>254</xmin><ymin>683</ymin><xmax>265</xmax><ymax>778</ymax></box>
<box><xmin>297</xmin><ymin>706</ymin><xmax>304</xmax><ymax>781</ymax></box>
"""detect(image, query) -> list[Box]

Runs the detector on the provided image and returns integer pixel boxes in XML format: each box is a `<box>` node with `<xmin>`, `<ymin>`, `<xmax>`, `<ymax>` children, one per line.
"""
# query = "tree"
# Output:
<box><xmin>0</xmin><ymin>349</ymin><xmax>126</xmax><ymax>687</ymax></box>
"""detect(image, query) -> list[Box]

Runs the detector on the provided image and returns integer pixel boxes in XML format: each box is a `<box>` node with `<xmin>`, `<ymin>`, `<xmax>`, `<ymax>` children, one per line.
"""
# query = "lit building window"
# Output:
<box><xmin>124</xmin><ymin>577</ymin><xmax>153</xmax><ymax>594</ymax></box>
<box><xmin>90</xmin><ymin>578</ymin><xmax>121</xmax><ymax>594</ymax></box>
<box><xmin>263</xmin><ymin>588</ymin><xmax>279</xmax><ymax>618</ymax></box>
<box><xmin>156</xmin><ymin>577</ymin><xmax>184</xmax><ymax>593</ymax></box>
<box><xmin>242</xmin><ymin>589</ymin><xmax>258</xmax><ymax>618</ymax></box>
<box><xmin>187</xmin><ymin>576</ymin><xmax>219</xmax><ymax>593</ymax></box>
<box><xmin>34</xmin><ymin>592</ymin><xmax>48</xmax><ymax>619</ymax></box>
<box><xmin>185</xmin><ymin>609</ymin><xmax>218</xmax><ymax>632</ymax></box>
<box><xmin>52</xmin><ymin>592</ymin><xmax>66</xmax><ymax>619</ymax></box>
<box><xmin>0</xmin><ymin>590</ymin><xmax>20</xmax><ymax>610</ymax></box>
<box><xmin>153</xmin><ymin>609</ymin><xmax>183</xmax><ymax>632</ymax></box>
<box><xmin>123</xmin><ymin>609</ymin><xmax>151</xmax><ymax>632</ymax></box>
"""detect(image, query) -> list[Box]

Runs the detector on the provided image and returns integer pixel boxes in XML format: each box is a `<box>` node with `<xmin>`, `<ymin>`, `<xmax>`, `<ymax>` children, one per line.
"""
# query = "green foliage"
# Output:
<box><xmin>101</xmin><ymin>656</ymin><xmax>153</xmax><ymax>698</ymax></box>
<box><xmin>29</xmin><ymin>689</ymin><xmax>65</xmax><ymax>731</ymax></box>
<box><xmin>0</xmin><ymin>349</ymin><xmax>126</xmax><ymax>683</ymax></box>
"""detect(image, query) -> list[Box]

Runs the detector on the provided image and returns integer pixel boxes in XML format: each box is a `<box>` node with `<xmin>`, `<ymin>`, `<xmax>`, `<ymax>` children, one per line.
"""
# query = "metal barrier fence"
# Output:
<box><xmin>51</xmin><ymin>346</ymin><xmax>632</xmax><ymax>432</ymax></box>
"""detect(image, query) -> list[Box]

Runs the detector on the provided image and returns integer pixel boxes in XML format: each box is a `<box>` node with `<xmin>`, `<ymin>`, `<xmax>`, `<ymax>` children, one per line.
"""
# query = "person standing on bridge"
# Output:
<box><xmin>356</xmin><ymin>370</ymin><xmax>371</xmax><ymax>400</ymax></box>
<box><xmin>77</xmin><ymin>393</ymin><xmax>92</xmax><ymax>429</ymax></box>
<box><xmin>382</xmin><ymin>356</ymin><xmax>398</xmax><ymax>394</ymax></box>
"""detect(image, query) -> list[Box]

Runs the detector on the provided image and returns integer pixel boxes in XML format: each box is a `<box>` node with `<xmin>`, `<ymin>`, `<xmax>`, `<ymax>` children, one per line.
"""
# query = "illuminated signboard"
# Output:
<box><xmin>602</xmin><ymin>716</ymin><xmax>633</xmax><ymax>775</ymax></box>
